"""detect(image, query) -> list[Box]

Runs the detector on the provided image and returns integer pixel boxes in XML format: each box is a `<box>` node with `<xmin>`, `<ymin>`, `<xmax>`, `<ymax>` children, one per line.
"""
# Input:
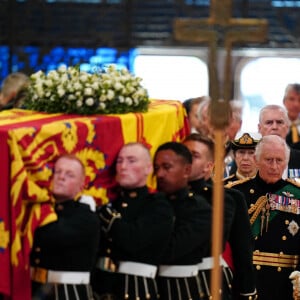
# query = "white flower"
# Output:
<box><xmin>91</xmin><ymin>82</ymin><xmax>99</xmax><ymax>90</ymax></box>
<box><xmin>135</xmin><ymin>88</ymin><xmax>145</xmax><ymax>97</ymax></box>
<box><xmin>114</xmin><ymin>82</ymin><xmax>123</xmax><ymax>91</ymax></box>
<box><xmin>45</xmin><ymin>79</ymin><xmax>53</xmax><ymax>87</ymax></box>
<box><xmin>101</xmin><ymin>74</ymin><xmax>110</xmax><ymax>81</ymax></box>
<box><xmin>103</xmin><ymin>79</ymin><xmax>112</xmax><ymax>87</ymax></box>
<box><xmin>74</xmin><ymin>82</ymin><xmax>82</xmax><ymax>91</ymax></box>
<box><xmin>68</xmin><ymin>94</ymin><xmax>76</xmax><ymax>101</ymax></box>
<box><xmin>58</xmin><ymin>65</ymin><xmax>67</xmax><ymax>72</ymax></box>
<box><xmin>80</xmin><ymin>74</ymin><xmax>89</xmax><ymax>82</ymax></box>
<box><xmin>67</xmin><ymin>83</ymin><xmax>74</xmax><ymax>93</ymax></box>
<box><xmin>99</xmin><ymin>95</ymin><xmax>107</xmax><ymax>102</ymax></box>
<box><xmin>99</xmin><ymin>102</ymin><xmax>106</xmax><ymax>110</ymax></box>
<box><xmin>121</xmin><ymin>74</ymin><xmax>131</xmax><ymax>82</ymax></box>
<box><xmin>35</xmin><ymin>84</ymin><xmax>44</xmax><ymax>98</ymax></box>
<box><xmin>107</xmin><ymin>90</ymin><xmax>115</xmax><ymax>100</ymax></box>
<box><xmin>68</xmin><ymin>66</ymin><xmax>78</xmax><ymax>76</ymax></box>
<box><xmin>125</xmin><ymin>97</ymin><xmax>133</xmax><ymax>106</ymax></box>
<box><xmin>126</xmin><ymin>85</ymin><xmax>135</xmax><ymax>94</ymax></box>
<box><xmin>31</xmin><ymin>70</ymin><xmax>44</xmax><ymax>80</ymax></box>
<box><xmin>24</xmin><ymin>65</ymin><xmax>149</xmax><ymax>114</ymax></box>
<box><xmin>57</xmin><ymin>87</ymin><xmax>65</xmax><ymax>98</ymax></box>
<box><xmin>84</xmin><ymin>87</ymin><xmax>93</xmax><ymax>96</ymax></box>
<box><xmin>85</xmin><ymin>98</ymin><xmax>94</xmax><ymax>106</ymax></box>
<box><xmin>60</xmin><ymin>74</ymin><xmax>68</xmax><ymax>83</ymax></box>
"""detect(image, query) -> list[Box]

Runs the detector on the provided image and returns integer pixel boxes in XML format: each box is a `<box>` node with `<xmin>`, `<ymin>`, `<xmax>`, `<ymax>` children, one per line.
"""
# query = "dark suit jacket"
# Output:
<box><xmin>286</xmin><ymin>129</ymin><xmax>300</xmax><ymax>150</ymax></box>
<box><xmin>289</xmin><ymin>147</ymin><xmax>300</xmax><ymax>169</ymax></box>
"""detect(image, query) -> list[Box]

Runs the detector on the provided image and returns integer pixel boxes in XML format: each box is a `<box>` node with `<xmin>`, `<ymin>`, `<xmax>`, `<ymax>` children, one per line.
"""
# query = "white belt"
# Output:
<box><xmin>48</xmin><ymin>270</ymin><xmax>90</xmax><ymax>284</ymax></box>
<box><xmin>118</xmin><ymin>261</ymin><xmax>157</xmax><ymax>279</ymax></box>
<box><xmin>158</xmin><ymin>265</ymin><xmax>198</xmax><ymax>278</ymax></box>
<box><xmin>31</xmin><ymin>269</ymin><xmax>90</xmax><ymax>284</ymax></box>
<box><xmin>198</xmin><ymin>256</ymin><xmax>229</xmax><ymax>270</ymax></box>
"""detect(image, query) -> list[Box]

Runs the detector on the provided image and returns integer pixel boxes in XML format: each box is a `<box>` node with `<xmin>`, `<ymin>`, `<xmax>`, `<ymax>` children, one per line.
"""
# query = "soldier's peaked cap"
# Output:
<box><xmin>231</xmin><ymin>132</ymin><xmax>260</xmax><ymax>151</ymax></box>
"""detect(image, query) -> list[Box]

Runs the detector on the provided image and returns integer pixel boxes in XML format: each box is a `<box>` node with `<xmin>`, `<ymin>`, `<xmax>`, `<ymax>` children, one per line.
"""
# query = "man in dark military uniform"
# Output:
<box><xmin>91</xmin><ymin>142</ymin><xmax>174</xmax><ymax>300</ymax></box>
<box><xmin>224</xmin><ymin>132</ymin><xmax>259</xmax><ymax>185</ymax></box>
<box><xmin>30</xmin><ymin>154</ymin><xmax>100</xmax><ymax>300</ymax></box>
<box><xmin>153</xmin><ymin>141</ymin><xmax>212</xmax><ymax>300</ymax></box>
<box><xmin>225</xmin><ymin>135</ymin><xmax>300</xmax><ymax>300</ymax></box>
<box><xmin>183</xmin><ymin>133</ymin><xmax>257</xmax><ymax>300</ymax></box>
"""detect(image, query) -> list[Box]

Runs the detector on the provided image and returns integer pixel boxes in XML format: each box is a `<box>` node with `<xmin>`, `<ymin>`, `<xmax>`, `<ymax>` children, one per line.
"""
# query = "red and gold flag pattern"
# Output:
<box><xmin>0</xmin><ymin>100</ymin><xmax>189</xmax><ymax>300</ymax></box>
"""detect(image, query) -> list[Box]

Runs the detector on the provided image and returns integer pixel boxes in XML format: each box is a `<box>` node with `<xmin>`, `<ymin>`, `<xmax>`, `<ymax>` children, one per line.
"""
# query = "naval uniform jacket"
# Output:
<box><xmin>157</xmin><ymin>187</ymin><xmax>212</xmax><ymax>300</ymax></box>
<box><xmin>189</xmin><ymin>179</ymin><xmax>256</xmax><ymax>300</ymax></box>
<box><xmin>30</xmin><ymin>199</ymin><xmax>100</xmax><ymax>300</ymax></box>
<box><xmin>223</xmin><ymin>172</ymin><xmax>257</xmax><ymax>187</ymax></box>
<box><xmin>226</xmin><ymin>174</ymin><xmax>300</xmax><ymax>300</ymax></box>
<box><xmin>92</xmin><ymin>186</ymin><xmax>174</xmax><ymax>300</ymax></box>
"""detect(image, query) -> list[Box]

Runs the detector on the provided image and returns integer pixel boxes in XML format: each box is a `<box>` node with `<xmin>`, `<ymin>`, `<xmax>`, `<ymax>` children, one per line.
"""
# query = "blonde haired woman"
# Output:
<box><xmin>0</xmin><ymin>72</ymin><xmax>29</xmax><ymax>110</ymax></box>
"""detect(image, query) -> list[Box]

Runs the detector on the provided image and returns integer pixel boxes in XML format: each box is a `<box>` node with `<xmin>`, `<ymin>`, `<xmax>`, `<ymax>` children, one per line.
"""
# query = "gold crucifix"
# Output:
<box><xmin>174</xmin><ymin>2</ymin><xmax>268</xmax><ymax>300</ymax></box>
<box><xmin>174</xmin><ymin>0</ymin><xmax>268</xmax><ymax>104</ymax></box>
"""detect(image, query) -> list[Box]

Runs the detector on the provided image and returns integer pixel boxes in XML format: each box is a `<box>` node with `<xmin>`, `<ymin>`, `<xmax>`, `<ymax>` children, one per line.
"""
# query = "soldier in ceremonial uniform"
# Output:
<box><xmin>225</xmin><ymin>135</ymin><xmax>300</xmax><ymax>300</ymax></box>
<box><xmin>183</xmin><ymin>133</ymin><xmax>257</xmax><ymax>300</ymax></box>
<box><xmin>153</xmin><ymin>141</ymin><xmax>212</xmax><ymax>300</ymax></box>
<box><xmin>91</xmin><ymin>142</ymin><xmax>174</xmax><ymax>300</ymax></box>
<box><xmin>30</xmin><ymin>154</ymin><xmax>100</xmax><ymax>300</ymax></box>
<box><xmin>223</xmin><ymin>133</ymin><xmax>259</xmax><ymax>185</ymax></box>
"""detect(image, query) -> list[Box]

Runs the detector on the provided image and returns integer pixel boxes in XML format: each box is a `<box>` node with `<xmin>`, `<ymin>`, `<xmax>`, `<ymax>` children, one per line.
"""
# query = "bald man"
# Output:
<box><xmin>92</xmin><ymin>142</ymin><xmax>174</xmax><ymax>300</ymax></box>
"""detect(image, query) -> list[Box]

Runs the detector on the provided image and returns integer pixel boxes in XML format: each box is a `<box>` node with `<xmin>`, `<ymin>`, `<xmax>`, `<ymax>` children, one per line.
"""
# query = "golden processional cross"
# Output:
<box><xmin>174</xmin><ymin>1</ymin><xmax>268</xmax><ymax>299</ymax></box>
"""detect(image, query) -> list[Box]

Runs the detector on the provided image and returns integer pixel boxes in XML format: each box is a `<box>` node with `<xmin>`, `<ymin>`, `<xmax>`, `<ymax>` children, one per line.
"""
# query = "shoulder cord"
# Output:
<box><xmin>248</xmin><ymin>195</ymin><xmax>268</xmax><ymax>226</ymax></box>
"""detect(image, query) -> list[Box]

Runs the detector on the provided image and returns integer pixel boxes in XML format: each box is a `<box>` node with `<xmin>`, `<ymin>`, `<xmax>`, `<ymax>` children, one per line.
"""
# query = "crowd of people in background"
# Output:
<box><xmin>1</xmin><ymin>72</ymin><xmax>300</xmax><ymax>300</ymax></box>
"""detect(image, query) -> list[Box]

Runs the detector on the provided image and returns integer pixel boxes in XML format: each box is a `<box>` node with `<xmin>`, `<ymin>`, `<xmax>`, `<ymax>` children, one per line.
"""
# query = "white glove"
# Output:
<box><xmin>289</xmin><ymin>271</ymin><xmax>300</xmax><ymax>299</ymax></box>
<box><xmin>79</xmin><ymin>195</ymin><xmax>96</xmax><ymax>212</ymax></box>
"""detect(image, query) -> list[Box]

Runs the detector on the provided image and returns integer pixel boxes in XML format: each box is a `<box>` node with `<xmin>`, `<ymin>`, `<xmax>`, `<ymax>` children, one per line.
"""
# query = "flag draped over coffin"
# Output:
<box><xmin>0</xmin><ymin>99</ymin><xmax>189</xmax><ymax>300</ymax></box>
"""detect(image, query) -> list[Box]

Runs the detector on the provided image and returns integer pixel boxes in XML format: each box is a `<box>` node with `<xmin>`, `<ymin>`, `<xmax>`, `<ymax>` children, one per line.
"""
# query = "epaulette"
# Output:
<box><xmin>223</xmin><ymin>174</ymin><xmax>235</xmax><ymax>181</ymax></box>
<box><xmin>224</xmin><ymin>177</ymin><xmax>252</xmax><ymax>189</ymax></box>
<box><xmin>285</xmin><ymin>178</ymin><xmax>300</xmax><ymax>188</ymax></box>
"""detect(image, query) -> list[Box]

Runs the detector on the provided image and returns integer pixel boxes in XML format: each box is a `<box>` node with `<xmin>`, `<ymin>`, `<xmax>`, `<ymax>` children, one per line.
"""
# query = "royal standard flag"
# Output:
<box><xmin>0</xmin><ymin>100</ymin><xmax>189</xmax><ymax>300</ymax></box>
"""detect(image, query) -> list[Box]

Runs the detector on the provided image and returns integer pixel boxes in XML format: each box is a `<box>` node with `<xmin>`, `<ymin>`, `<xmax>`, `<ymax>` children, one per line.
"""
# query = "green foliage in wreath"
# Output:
<box><xmin>24</xmin><ymin>65</ymin><xmax>150</xmax><ymax>115</ymax></box>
